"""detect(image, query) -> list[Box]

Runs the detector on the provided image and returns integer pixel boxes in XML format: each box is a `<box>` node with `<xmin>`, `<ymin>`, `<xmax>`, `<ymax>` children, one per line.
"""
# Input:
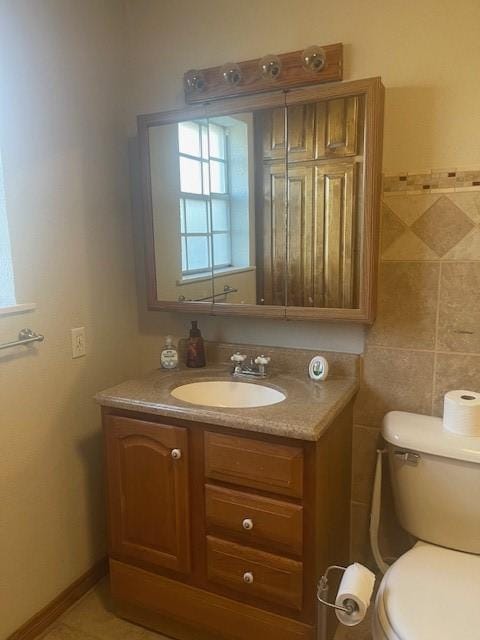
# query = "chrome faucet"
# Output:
<box><xmin>230</xmin><ymin>352</ymin><xmax>271</xmax><ymax>379</ymax></box>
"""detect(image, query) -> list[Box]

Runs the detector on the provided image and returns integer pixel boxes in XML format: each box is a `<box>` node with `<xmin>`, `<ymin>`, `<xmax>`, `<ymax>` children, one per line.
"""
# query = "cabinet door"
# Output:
<box><xmin>285</xmin><ymin>164</ymin><xmax>314</xmax><ymax>307</ymax></box>
<box><xmin>262</xmin><ymin>105</ymin><xmax>315</xmax><ymax>162</ymax></box>
<box><xmin>315</xmin><ymin>97</ymin><xmax>359</xmax><ymax>159</ymax></box>
<box><xmin>261</xmin><ymin>162</ymin><xmax>287</xmax><ymax>306</ymax></box>
<box><xmin>313</xmin><ymin>162</ymin><xmax>356</xmax><ymax>308</ymax></box>
<box><xmin>105</xmin><ymin>415</ymin><xmax>190</xmax><ymax>573</ymax></box>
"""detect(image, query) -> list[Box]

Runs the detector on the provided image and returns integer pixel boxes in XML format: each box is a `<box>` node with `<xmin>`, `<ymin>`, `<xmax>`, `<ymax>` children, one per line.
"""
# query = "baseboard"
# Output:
<box><xmin>7</xmin><ymin>557</ymin><xmax>108</xmax><ymax>640</ymax></box>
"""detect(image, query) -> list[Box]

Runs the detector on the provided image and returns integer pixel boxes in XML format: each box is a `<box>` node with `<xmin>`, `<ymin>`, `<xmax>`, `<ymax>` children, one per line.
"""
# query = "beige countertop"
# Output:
<box><xmin>95</xmin><ymin>350</ymin><xmax>359</xmax><ymax>441</ymax></box>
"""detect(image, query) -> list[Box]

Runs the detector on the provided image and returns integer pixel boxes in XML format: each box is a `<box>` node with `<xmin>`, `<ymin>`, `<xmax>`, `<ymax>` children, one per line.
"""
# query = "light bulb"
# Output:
<box><xmin>302</xmin><ymin>45</ymin><xmax>326</xmax><ymax>72</ymax></box>
<box><xmin>221</xmin><ymin>63</ymin><xmax>242</xmax><ymax>86</ymax></box>
<box><xmin>259</xmin><ymin>54</ymin><xmax>282</xmax><ymax>81</ymax></box>
<box><xmin>184</xmin><ymin>70</ymin><xmax>206</xmax><ymax>93</ymax></box>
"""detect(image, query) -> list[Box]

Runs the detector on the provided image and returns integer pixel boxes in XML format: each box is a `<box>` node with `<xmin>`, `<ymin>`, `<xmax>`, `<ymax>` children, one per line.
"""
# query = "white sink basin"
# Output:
<box><xmin>170</xmin><ymin>380</ymin><xmax>286</xmax><ymax>408</ymax></box>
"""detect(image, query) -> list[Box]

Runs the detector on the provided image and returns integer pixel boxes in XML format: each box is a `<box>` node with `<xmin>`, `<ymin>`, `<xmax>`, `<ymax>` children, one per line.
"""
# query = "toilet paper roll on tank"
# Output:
<box><xmin>443</xmin><ymin>390</ymin><xmax>480</xmax><ymax>437</ymax></box>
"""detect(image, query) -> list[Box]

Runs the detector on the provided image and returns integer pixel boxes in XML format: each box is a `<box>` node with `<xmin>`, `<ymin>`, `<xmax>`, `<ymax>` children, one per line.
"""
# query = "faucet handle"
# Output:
<box><xmin>254</xmin><ymin>355</ymin><xmax>271</xmax><ymax>366</ymax></box>
<box><xmin>231</xmin><ymin>352</ymin><xmax>247</xmax><ymax>364</ymax></box>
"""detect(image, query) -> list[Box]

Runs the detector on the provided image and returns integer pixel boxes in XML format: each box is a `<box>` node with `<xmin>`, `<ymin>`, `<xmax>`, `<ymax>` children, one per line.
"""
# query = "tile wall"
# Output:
<box><xmin>351</xmin><ymin>172</ymin><xmax>480</xmax><ymax>565</ymax></box>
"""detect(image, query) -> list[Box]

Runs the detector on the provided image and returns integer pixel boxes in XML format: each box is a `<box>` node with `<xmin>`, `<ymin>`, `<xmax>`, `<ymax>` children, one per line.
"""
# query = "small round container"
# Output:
<box><xmin>308</xmin><ymin>355</ymin><xmax>329</xmax><ymax>381</ymax></box>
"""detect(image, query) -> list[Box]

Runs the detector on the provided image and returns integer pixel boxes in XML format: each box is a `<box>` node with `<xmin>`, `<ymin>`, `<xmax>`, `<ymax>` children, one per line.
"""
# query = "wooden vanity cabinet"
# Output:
<box><xmin>103</xmin><ymin>402</ymin><xmax>353</xmax><ymax>640</ymax></box>
<box><xmin>104</xmin><ymin>416</ymin><xmax>190</xmax><ymax>573</ymax></box>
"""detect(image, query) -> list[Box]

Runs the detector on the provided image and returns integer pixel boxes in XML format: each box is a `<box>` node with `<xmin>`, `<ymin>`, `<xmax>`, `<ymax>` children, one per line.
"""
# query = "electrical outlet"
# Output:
<box><xmin>71</xmin><ymin>327</ymin><xmax>86</xmax><ymax>358</ymax></box>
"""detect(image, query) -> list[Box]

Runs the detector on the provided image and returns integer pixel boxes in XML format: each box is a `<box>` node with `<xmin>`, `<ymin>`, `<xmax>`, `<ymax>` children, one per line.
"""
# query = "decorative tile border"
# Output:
<box><xmin>383</xmin><ymin>168</ymin><xmax>480</xmax><ymax>194</ymax></box>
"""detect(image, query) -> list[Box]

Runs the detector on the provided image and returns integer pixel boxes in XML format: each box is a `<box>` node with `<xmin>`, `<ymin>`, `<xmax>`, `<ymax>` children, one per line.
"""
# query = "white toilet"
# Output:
<box><xmin>372</xmin><ymin>411</ymin><xmax>480</xmax><ymax>640</ymax></box>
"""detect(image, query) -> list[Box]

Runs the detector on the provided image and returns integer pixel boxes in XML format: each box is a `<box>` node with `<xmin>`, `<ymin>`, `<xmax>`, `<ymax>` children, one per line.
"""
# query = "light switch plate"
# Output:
<box><xmin>71</xmin><ymin>327</ymin><xmax>86</xmax><ymax>358</ymax></box>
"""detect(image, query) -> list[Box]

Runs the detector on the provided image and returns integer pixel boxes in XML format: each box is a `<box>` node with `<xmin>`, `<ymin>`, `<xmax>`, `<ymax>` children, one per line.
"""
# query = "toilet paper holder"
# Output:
<box><xmin>317</xmin><ymin>565</ymin><xmax>359</xmax><ymax>616</ymax></box>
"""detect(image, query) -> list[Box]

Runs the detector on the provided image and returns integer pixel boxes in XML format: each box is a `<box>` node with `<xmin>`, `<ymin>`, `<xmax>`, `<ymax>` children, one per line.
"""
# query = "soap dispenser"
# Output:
<box><xmin>186</xmin><ymin>321</ymin><xmax>206</xmax><ymax>368</ymax></box>
<box><xmin>160</xmin><ymin>335</ymin><xmax>178</xmax><ymax>369</ymax></box>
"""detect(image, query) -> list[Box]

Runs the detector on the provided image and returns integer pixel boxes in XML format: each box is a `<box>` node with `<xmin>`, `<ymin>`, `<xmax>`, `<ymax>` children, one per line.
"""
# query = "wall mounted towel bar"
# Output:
<box><xmin>178</xmin><ymin>285</ymin><xmax>238</xmax><ymax>303</ymax></box>
<box><xmin>0</xmin><ymin>328</ymin><xmax>45</xmax><ymax>351</ymax></box>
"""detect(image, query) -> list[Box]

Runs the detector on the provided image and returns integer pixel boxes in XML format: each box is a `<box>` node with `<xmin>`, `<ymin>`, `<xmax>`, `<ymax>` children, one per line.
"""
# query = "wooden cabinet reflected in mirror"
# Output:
<box><xmin>257</xmin><ymin>95</ymin><xmax>363</xmax><ymax>310</ymax></box>
<box><xmin>138</xmin><ymin>77</ymin><xmax>384</xmax><ymax>323</ymax></box>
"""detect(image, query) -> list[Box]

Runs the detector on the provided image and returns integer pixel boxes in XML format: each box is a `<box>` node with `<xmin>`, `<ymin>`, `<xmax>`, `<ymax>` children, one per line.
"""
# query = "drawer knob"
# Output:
<box><xmin>171</xmin><ymin>448</ymin><xmax>182</xmax><ymax>460</ymax></box>
<box><xmin>242</xmin><ymin>518</ymin><xmax>254</xmax><ymax>531</ymax></box>
<box><xmin>243</xmin><ymin>571</ymin><xmax>254</xmax><ymax>584</ymax></box>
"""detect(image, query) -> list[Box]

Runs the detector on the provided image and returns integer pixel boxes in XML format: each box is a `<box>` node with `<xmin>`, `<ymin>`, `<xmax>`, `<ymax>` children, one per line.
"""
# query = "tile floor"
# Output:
<box><xmin>39</xmin><ymin>579</ymin><xmax>166</xmax><ymax>640</ymax></box>
<box><xmin>334</xmin><ymin>612</ymin><xmax>373</xmax><ymax>640</ymax></box>
<box><xmin>39</xmin><ymin>578</ymin><xmax>372</xmax><ymax>640</ymax></box>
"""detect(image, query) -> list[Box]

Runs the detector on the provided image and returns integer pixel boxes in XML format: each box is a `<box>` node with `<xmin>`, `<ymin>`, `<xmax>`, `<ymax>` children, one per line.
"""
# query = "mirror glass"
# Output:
<box><xmin>149</xmin><ymin>118</ymin><xmax>214</xmax><ymax>303</ymax></box>
<box><xmin>207</xmin><ymin>113</ymin><xmax>257</xmax><ymax>305</ymax></box>
<box><xmin>148</xmin><ymin>109</ymin><xmax>287</xmax><ymax>306</ymax></box>
<box><xmin>253</xmin><ymin>106</ymin><xmax>289</xmax><ymax>307</ymax></box>
<box><xmin>284</xmin><ymin>96</ymin><xmax>365</xmax><ymax>309</ymax></box>
<box><xmin>146</xmin><ymin>93</ymin><xmax>367</xmax><ymax>311</ymax></box>
<box><xmin>208</xmin><ymin>109</ymin><xmax>286</xmax><ymax>307</ymax></box>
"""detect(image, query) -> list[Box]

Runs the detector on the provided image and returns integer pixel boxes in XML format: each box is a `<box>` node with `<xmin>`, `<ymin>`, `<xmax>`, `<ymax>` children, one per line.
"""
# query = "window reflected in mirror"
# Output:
<box><xmin>149</xmin><ymin>118</ymin><xmax>213</xmax><ymax>303</ymax></box>
<box><xmin>209</xmin><ymin>112</ymin><xmax>265</xmax><ymax>306</ymax></box>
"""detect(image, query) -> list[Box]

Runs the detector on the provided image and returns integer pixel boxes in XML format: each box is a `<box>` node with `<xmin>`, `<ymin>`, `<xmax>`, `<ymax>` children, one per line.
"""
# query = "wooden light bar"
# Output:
<box><xmin>184</xmin><ymin>43</ymin><xmax>343</xmax><ymax>103</ymax></box>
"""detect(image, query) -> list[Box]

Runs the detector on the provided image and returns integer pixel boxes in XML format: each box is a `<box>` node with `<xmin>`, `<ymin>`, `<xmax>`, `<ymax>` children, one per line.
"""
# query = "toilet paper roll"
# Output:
<box><xmin>443</xmin><ymin>390</ymin><xmax>480</xmax><ymax>437</ymax></box>
<box><xmin>335</xmin><ymin>563</ymin><xmax>376</xmax><ymax>627</ymax></box>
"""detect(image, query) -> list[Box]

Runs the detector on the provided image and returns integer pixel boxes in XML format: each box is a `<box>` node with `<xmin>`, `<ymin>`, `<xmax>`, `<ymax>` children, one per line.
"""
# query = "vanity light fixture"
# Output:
<box><xmin>259</xmin><ymin>54</ymin><xmax>282</xmax><ymax>81</ymax></box>
<box><xmin>183</xmin><ymin>44</ymin><xmax>342</xmax><ymax>103</ymax></box>
<box><xmin>221</xmin><ymin>62</ymin><xmax>242</xmax><ymax>86</ymax></box>
<box><xmin>184</xmin><ymin>69</ymin><xmax>206</xmax><ymax>93</ymax></box>
<box><xmin>302</xmin><ymin>45</ymin><xmax>327</xmax><ymax>72</ymax></box>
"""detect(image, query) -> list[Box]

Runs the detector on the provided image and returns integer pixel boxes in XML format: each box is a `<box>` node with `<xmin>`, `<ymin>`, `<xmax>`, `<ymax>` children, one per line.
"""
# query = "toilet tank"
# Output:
<box><xmin>383</xmin><ymin>411</ymin><xmax>480</xmax><ymax>554</ymax></box>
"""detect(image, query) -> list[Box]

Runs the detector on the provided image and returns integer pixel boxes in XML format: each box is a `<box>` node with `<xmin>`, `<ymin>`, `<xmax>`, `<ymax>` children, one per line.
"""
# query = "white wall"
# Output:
<box><xmin>0</xmin><ymin>2</ymin><xmax>139</xmax><ymax>636</ymax></box>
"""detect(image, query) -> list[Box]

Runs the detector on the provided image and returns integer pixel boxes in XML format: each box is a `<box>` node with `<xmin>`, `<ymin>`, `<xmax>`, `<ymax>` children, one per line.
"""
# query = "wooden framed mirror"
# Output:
<box><xmin>138</xmin><ymin>77</ymin><xmax>384</xmax><ymax>323</ymax></box>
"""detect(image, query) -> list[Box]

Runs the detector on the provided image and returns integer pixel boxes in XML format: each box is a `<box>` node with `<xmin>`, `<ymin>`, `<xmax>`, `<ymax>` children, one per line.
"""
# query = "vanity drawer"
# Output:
<box><xmin>206</xmin><ymin>536</ymin><xmax>303</xmax><ymax>611</ymax></box>
<box><xmin>204</xmin><ymin>432</ymin><xmax>304</xmax><ymax>498</ymax></box>
<box><xmin>205</xmin><ymin>484</ymin><xmax>303</xmax><ymax>556</ymax></box>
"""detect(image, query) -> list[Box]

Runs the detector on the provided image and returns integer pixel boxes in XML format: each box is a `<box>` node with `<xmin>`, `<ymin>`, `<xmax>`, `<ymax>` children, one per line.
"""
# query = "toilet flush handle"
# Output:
<box><xmin>394</xmin><ymin>450</ymin><xmax>421</xmax><ymax>465</ymax></box>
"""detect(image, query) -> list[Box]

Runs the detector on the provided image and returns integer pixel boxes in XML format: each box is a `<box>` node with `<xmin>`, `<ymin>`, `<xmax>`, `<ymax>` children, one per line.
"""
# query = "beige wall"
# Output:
<box><xmin>124</xmin><ymin>0</ymin><xmax>480</xmax><ymax>174</ymax></box>
<box><xmin>0</xmin><ymin>2</ymin><xmax>139</xmax><ymax>636</ymax></box>
<box><xmin>125</xmin><ymin>0</ymin><xmax>480</xmax><ymax>365</ymax></box>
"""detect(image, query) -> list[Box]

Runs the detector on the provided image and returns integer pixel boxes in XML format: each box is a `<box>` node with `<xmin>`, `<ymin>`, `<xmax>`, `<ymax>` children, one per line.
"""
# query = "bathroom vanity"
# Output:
<box><xmin>96</xmin><ymin>345</ymin><xmax>358</xmax><ymax>640</ymax></box>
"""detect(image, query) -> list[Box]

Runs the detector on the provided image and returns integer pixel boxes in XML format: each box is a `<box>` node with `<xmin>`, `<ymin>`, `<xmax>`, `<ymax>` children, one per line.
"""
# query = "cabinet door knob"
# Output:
<box><xmin>243</xmin><ymin>571</ymin><xmax>254</xmax><ymax>584</ymax></box>
<box><xmin>242</xmin><ymin>518</ymin><xmax>253</xmax><ymax>530</ymax></box>
<box><xmin>171</xmin><ymin>448</ymin><xmax>182</xmax><ymax>460</ymax></box>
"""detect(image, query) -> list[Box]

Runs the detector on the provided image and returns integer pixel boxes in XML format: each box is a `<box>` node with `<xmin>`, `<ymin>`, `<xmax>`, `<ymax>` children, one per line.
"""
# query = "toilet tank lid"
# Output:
<box><xmin>383</xmin><ymin>411</ymin><xmax>480</xmax><ymax>464</ymax></box>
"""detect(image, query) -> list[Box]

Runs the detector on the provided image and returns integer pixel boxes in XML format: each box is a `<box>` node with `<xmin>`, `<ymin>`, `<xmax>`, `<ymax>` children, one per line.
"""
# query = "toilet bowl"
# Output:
<box><xmin>371</xmin><ymin>411</ymin><xmax>480</xmax><ymax>640</ymax></box>
<box><xmin>372</xmin><ymin>542</ymin><xmax>480</xmax><ymax>639</ymax></box>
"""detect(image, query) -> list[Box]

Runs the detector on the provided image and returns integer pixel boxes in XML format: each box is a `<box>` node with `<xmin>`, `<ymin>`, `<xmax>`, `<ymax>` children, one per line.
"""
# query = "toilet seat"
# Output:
<box><xmin>373</xmin><ymin>542</ymin><xmax>480</xmax><ymax>640</ymax></box>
